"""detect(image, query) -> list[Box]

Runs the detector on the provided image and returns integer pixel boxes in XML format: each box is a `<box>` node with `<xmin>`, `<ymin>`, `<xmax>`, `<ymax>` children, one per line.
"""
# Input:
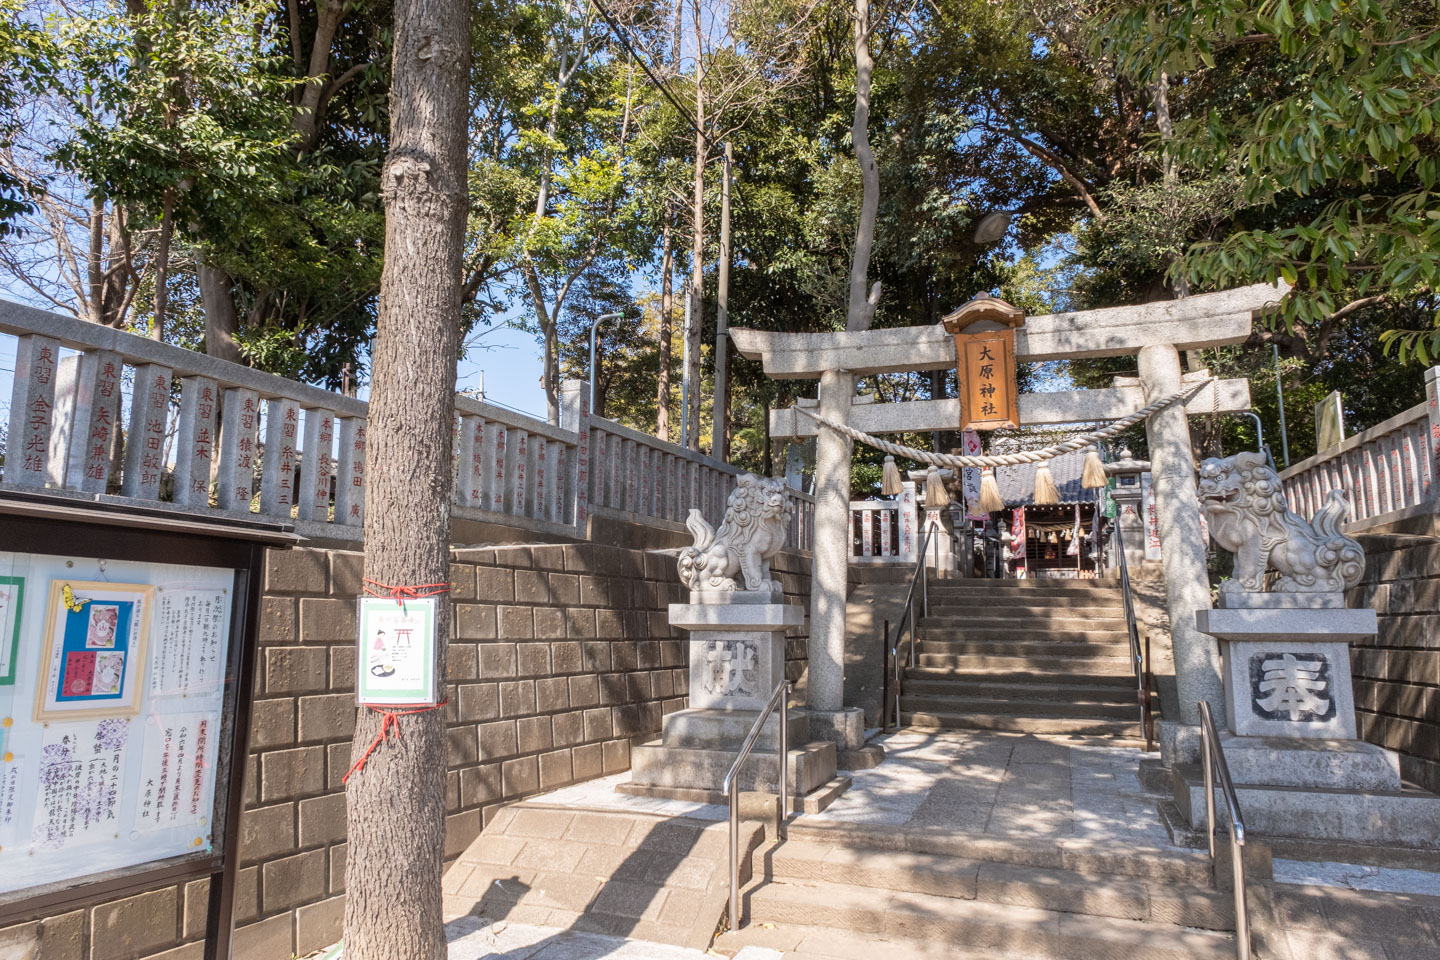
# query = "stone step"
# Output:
<box><xmin>925</xmin><ymin>584</ymin><xmax>1121</xmax><ymax>599</ymax></box>
<box><xmin>905</xmin><ymin>710</ymin><xmax>1143</xmax><ymax>738</ymax></box>
<box><xmin>916</xmin><ymin>624</ymin><xmax>1131</xmax><ymax>642</ymax></box>
<box><xmin>914</xmin><ymin>639</ymin><xmax>1132</xmax><ymax>658</ymax></box>
<box><xmin>628</xmin><ymin>739</ymin><xmax>837</xmax><ymax>796</ymax></box>
<box><xmin>924</xmin><ymin>596</ymin><xmax>1127</xmax><ymax>611</ymax></box>
<box><xmin>899</xmin><ymin>692</ymin><xmax>1139</xmax><ymax>720</ymax></box>
<box><xmin>750</xmin><ymin>839</ymin><xmax>1233</xmax><ymax>930</ymax></box>
<box><xmin>714</xmin><ymin>921</ymin><xmax>1043</xmax><ymax>960</ymax></box>
<box><xmin>901</xmin><ymin>677</ymin><xmax>1139</xmax><ymax>703</ymax></box>
<box><xmin>1170</xmin><ymin>763</ymin><xmax>1440</xmax><ymax>848</ymax></box>
<box><xmin>922</xmin><ymin>608</ymin><xmax>1127</xmax><ymax>625</ymax></box>
<box><xmin>736</xmin><ymin>877</ymin><xmax>1233</xmax><ymax>959</ymax></box>
<box><xmin>783</xmin><ymin>821</ymin><xmax>1213</xmax><ymax>885</ymax></box>
<box><xmin>902</xmin><ymin>666</ymin><xmax>1135</xmax><ymax>687</ymax></box>
<box><xmin>914</xmin><ymin>653</ymin><xmax>1133</xmax><ymax>676</ymax></box>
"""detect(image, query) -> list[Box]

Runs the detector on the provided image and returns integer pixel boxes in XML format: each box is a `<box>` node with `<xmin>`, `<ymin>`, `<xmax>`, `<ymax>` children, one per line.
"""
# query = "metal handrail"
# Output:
<box><xmin>885</xmin><ymin>522</ymin><xmax>936</xmax><ymax>731</ymax></box>
<box><xmin>723</xmin><ymin>678</ymin><xmax>791</xmax><ymax>929</ymax></box>
<box><xmin>1110</xmin><ymin>521</ymin><xmax>1154</xmax><ymax>749</ymax></box>
<box><xmin>1199</xmin><ymin>700</ymin><xmax>1251</xmax><ymax>960</ymax></box>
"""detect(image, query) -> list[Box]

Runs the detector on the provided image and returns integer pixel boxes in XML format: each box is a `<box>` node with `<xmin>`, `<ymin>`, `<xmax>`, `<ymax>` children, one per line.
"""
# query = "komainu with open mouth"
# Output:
<box><xmin>1197</xmin><ymin>450</ymin><xmax>1365</xmax><ymax>599</ymax></box>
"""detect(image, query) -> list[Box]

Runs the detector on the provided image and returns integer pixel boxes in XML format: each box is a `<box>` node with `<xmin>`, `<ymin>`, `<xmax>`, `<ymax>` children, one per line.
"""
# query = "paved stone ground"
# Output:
<box><xmin>539</xmin><ymin>729</ymin><xmax>1172</xmax><ymax>848</ymax></box>
<box><xmin>535</xmin><ymin>728</ymin><xmax>1440</xmax><ymax>897</ymax></box>
<box><xmin>445</xmin><ymin>917</ymin><xmax>780</xmax><ymax>960</ymax></box>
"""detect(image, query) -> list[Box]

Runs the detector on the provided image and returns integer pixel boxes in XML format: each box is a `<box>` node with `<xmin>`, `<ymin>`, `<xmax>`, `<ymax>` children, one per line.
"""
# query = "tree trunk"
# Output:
<box><xmin>150</xmin><ymin>193</ymin><xmax>175</xmax><ymax>342</ymax></box>
<box><xmin>342</xmin><ymin>0</ymin><xmax>469</xmax><ymax>954</ymax></box>
<box><xmin>198</xmin><ymin>263</ymin><xmax>244</xmax><ymax>363</ymax></box>
<box><xmin>658</xmin><ymin>204</ymin><xmax>673</xmax><ymax>440</ymax></box>
<box><xmin>687</xmin><ymin>2</ymin><xmax>705</xmax><ymax>451</ymax></box>
<box><xmin>847</xmin><ymin>0</ymin><xmax>879</xmax><ymax>334</ymax></box>
<box><xmin>88</xmin><ymin>195</ymin><xmax>105</xmax><ymax>324</ymax></box>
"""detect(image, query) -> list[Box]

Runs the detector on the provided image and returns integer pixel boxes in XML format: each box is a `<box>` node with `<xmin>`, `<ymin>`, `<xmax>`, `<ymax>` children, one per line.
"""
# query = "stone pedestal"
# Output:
<box><xmin>1198</xmin><ymin>605</ymin><xmax>1375</xmax><ymax>740</ymax></box>
<box><xmin>622</xmin><ymin>594</ymin><xmax>847</xmax><ymax>810</ymax></box>
<box><xmin>1171</xmin><ymin>598</ymin><xmax>1440</xmax><ymax>848</ymax></box>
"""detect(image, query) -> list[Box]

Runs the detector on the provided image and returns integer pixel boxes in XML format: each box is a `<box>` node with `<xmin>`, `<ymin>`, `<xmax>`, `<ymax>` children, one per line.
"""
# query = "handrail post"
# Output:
<box><xmin>728</xmin><ymin>774</ymin><xmax>740</xmax><ymax>926</ymax></box>
<box><xmin>1201</xmin><ymin>707</ymin><xmax>1217</xmax><ymax>861</ymax></box>
<box><xmin>1199</xmin><ymin>700</ymin><xmax>1250</xmax><ymax>960</ymax></box>
<box><xmin>724</xmin><ymin>679</ymin><xmax>793</xmax><ymax>932</ymax></box>
<box><xmin>880</xmin><ymin>619</ymin><xmax>891</xmax><ymax>731</ymax></box>
<box><xmin>779</xmin><ymin>686</ymin><xmax>789</xmax><ymax>841</ymax></box>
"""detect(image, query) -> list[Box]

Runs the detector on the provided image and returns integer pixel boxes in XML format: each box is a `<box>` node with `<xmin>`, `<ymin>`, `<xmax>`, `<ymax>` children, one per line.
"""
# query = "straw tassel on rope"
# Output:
<box><xmin>977</xmin><ymin>467</ymin><xmax>1005</xmax><ymax>513</ymax></box>
<box><xmin>924</xmin><ymin>467</ymin><xmax>950</xmax><ymax>507</ymax></box>
<box><xmin>882</xmin><ymin>455</ymin><xmax>903</xmax><ymax>496</ymax></box>
<box><xmin>1081</xmin><ymin>448</ymin><xmax>1108</xmax><ymax>489</ymax></box>
<box><xmin>1031</xmin><ymin>461</ymin><xmax>1060</xmax><ymax>504</ymax></box>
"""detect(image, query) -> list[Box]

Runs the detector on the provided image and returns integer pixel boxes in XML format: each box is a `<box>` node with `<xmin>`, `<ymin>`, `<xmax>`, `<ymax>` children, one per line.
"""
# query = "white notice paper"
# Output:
<box><xmin>150</xmin><ymin>588</ymin><xmax>229</xmax><ymax>697</ymax></box>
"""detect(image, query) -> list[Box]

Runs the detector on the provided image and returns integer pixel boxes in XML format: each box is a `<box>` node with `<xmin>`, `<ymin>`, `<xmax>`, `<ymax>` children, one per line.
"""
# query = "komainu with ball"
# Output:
<box><xmin>678</xmin><ymin>473</ymin><xmax>793</xmax><ymax>593</ymax></box>
<box><xmin>1197</xmin><ymin>450</ymin><xmax>1365</xmax><ymax>599</ymax></box>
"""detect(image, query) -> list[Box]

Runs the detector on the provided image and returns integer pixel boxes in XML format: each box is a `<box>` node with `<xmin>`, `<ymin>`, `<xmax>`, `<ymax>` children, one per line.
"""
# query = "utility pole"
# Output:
<box><xmin>714</xmin><ymin>142</ymin><xmax>733</xmax><ymax>461</ymax></box>
<box><xmin>1273</xmin><ymin>343</ymin><xmax>1291</xmax><ymax>467</ymax></box>
<box><xmin>680</xmin><ymin>281</ymin><xmax>692</xmax><ymax>447</ymax></box>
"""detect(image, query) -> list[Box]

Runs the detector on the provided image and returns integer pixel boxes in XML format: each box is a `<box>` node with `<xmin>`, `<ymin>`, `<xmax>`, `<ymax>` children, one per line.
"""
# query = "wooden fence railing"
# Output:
<box><xmin>1278</xmin><ymin>365</ymin><xmax>1440</xmax><ymax>535</ymax></box>
<box><xmin>0</xmin><ymin>298</ymin><xmax>814</xmax><ymax>549</ymax></box>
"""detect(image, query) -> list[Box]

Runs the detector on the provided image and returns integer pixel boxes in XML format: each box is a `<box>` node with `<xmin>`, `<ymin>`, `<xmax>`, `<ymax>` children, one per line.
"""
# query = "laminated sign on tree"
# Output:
<box><xmin>942</xmin><ymin>294</ymin><xmax>1024</xmax><ymax>431</ymax></box>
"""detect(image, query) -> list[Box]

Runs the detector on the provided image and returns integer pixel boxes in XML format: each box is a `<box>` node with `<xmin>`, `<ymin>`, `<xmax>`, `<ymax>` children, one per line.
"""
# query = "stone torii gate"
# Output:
<box><xmin>730</xmin><ymin>281</ymin><xmax>1289</xmax><ymax>743</ymax></box>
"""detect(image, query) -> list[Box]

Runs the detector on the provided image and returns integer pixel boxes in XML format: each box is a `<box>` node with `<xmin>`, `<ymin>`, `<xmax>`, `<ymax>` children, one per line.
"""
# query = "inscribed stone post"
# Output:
<box><xmin>455</xmin><ymin>415</ymin><xmax>482</xmax><ymax>508</ymax></box>
<box><xmin>533</xmin><ymin>435</ymin><xmax>548</xmax><ymax>521</ymax></box>
<box><xmin>6</xmin><ymin>335</ymin><xmax>59</xmax><ymax>487</ymax></box>
<box><xmin>69</xmin><ymin>350</ymin><xmax>123</xmax><ymax>494</ymax></box>
<box><xmin>46</xmin><ymin>355</ymin><xmax>80</xmax><ymax>487</ymax></box>
<box><xmin>122</xmin><ymin>364</ymin><xmax>172</xmax><ymax>500</ymax></box>
<box><xmin>298</xmin><ymin>408</ymin><xmax>335</xmax><ymax>522</ymax></box>
<box><xmin>216</xmin><ymin>387</ymin><xmax>260</xmax><ymax>512</ymax></box>
<box><xmin>334</xmin><ymin>417</ymin><xmax>367</xmax><ymax>526</ymax></box>
<box><xmin>484</xmin><ymin>421</ymin><xmax>505</xmax><ymax>512</ymax></box>
<box><xmin>173</xmin><ymin>377</ymin><xmax>222</xmax><ymax>509</ymax></box>
<box><xmin>260</xmin><ymin>398</ymin><xmax>300</xmax><ymax>516</ymax></box>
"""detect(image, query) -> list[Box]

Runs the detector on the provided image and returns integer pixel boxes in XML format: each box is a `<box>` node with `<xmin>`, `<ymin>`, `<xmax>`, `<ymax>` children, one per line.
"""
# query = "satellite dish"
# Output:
<box><xmin>974</xmin><ymin>211</ymin><xmax>1014</xmax><ymax>244</ymax></box>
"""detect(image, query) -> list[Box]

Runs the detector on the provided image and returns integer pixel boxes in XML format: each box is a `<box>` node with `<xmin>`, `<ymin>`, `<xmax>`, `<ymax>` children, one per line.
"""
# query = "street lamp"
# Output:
<box><xmin>589</xmin><ymin>311</ymin><xmax>625</xmax><ymax>413</ymax></box>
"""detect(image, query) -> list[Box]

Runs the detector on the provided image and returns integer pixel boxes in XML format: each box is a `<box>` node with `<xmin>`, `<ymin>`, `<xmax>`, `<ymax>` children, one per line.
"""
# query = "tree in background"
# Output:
<box><xmin>1097</xmin><ymin>0</ymin><xmax>1440</xmax><ymax>362</ymax></box>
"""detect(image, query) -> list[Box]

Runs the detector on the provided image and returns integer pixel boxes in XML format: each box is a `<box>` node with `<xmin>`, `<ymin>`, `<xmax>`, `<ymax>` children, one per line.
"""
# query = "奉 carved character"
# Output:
<box><xmin>678</xmin><ymin>473</ymin><xmax>793</xmax><ymax>593</ymax></box>
<box><xmin>1197</xmin><ymin>451</ymin><xmax>1365</xmax><ymax>600</ymax></box>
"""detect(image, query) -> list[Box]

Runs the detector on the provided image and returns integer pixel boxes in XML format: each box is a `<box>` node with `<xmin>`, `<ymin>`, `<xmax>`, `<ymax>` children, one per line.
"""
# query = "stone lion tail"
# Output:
<box><xmin>1314</xmin><ymin>490</ymin><xmax>1351</xmax><ymax>540</ymax></box>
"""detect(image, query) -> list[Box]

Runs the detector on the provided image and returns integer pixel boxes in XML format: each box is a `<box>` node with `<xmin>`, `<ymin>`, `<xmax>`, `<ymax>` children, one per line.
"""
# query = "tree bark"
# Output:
<box><xmin>342</xmin><ymin>0</ymin><xmax>469</xmax><ymax>953</ymax></box>
<box><xmin>198</xmin><ymin>263</ymin><xmax>244</xmax><ymax>363</ymax></box>
<box><xmin>658</xmin><ymin>204</ymin><xmax>674</xmax><ymax>440</ymax></box>
<box><xmin>150</xmin><ymin>192</ymin><xmax>175</xmax><ymax>341</ymax></box>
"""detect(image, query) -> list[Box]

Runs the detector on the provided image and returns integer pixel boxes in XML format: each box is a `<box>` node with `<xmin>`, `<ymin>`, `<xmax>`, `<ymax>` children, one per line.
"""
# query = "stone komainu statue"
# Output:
<box><xmin>678</xmin><ymin>473</ymin><xmax>793</xmax><ymax>592</ymax></box>
<box><xmin>1197</xmin><ymin>450</ymin><xmax>1365</xmax><ymax>598</ymax></box>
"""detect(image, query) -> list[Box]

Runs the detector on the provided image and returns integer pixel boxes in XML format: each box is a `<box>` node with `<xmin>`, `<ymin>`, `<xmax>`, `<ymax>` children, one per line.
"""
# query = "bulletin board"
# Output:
<box><xmin>0</xmin><ymin>551</ymin><xmax>234</xmax><ymax>894</ymax></box>
<box><xmin>0</xmin><ymin>493</ymin><xmax>291</xmax><ymax>960</ymax></box>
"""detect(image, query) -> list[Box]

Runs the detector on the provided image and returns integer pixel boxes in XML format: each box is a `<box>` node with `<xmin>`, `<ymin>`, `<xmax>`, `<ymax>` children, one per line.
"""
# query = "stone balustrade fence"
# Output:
<box><xmin>0</xmin><ymin>298</ymin><xmax>815</xmax><ymax>549</ymax></box>
<box><xmin>1279</xmin><ymin>365</ymin><xmax>1440</xmax><ymax>536</ymax></box>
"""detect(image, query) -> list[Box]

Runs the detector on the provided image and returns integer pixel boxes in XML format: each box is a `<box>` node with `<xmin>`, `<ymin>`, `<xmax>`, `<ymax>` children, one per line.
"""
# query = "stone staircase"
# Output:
<box><xmin>899</xmin><ymin>578</ymin><xmax>1146</xmax><ymax>740</ymax></box>
<box><xmin>713</xmin><ymin>821</ymin><xmax>1236</xmax><ymax>959</ymax></box>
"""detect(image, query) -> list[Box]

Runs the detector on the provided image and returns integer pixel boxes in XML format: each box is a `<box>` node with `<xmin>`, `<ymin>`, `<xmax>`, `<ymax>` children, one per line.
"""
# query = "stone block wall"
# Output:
<box><xmin>0</xmin><ymin>542</ymin><xmax>813</xmax><ymax>960</ymax></box>
<box><xmin>1348</xmin><ymin>536</ymin><xmax>1440</xmax><ymax>794</ymax></box>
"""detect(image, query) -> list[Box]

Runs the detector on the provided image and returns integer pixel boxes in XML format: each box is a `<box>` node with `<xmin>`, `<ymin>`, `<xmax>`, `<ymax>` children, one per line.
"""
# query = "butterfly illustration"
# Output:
<box><xmin>61</xmin><ymin>583</ymin><xmax>91</xmax><ymax>613</ymax></box>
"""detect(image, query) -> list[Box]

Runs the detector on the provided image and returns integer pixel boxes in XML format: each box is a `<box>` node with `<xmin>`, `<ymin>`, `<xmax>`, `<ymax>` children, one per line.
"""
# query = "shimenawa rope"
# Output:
<box><xmin>790</xmin><ymin>381</ymin><xmax>1210</xmax><ymax>469</ymax></box>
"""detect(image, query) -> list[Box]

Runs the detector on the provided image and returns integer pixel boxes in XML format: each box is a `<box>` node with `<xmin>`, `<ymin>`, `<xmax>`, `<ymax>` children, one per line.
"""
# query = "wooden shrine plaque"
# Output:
<box><xmin>942</xmin><ymin>294</ymin><xmax>1024</xmax><ymax>431</ymax></box>
<box><xmin>956</xmin><ymin>329</ymin><xmax>1020</xmax><ymax>430</ymax></box>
